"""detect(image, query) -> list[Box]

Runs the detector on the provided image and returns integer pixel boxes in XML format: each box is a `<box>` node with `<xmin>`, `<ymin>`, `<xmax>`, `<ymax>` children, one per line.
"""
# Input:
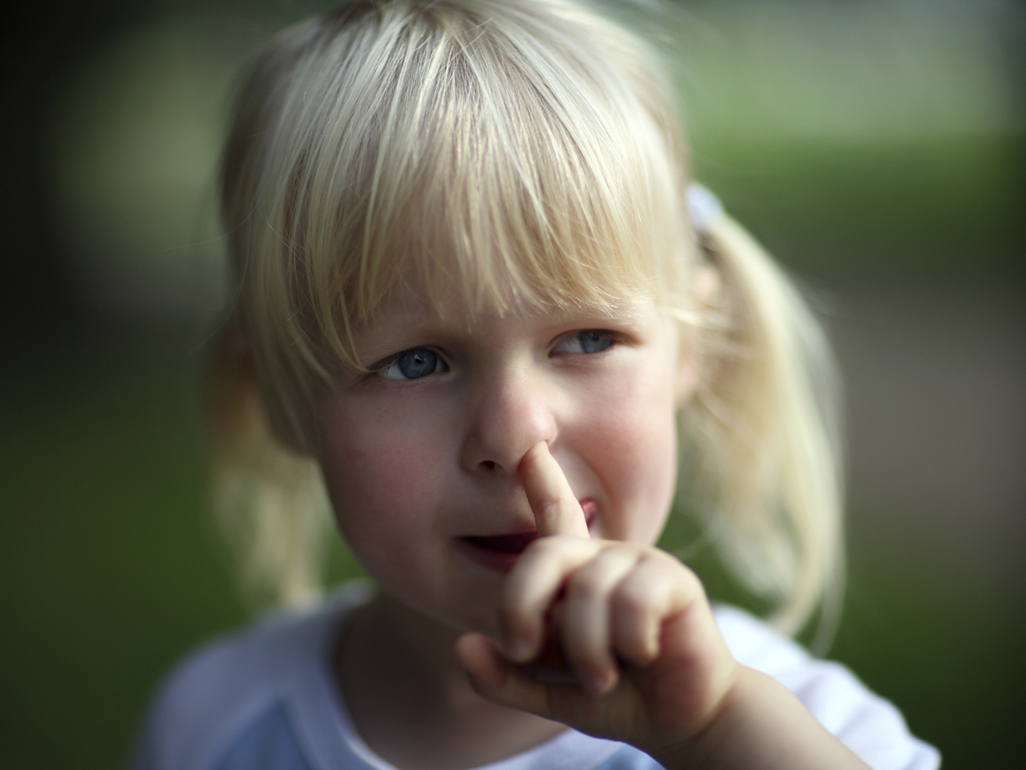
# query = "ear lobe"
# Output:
<box><xmin>221</xmin><ymin>322</ymin><xmax>257</xmax><ymax>382</ymax></box>
<box><xmin>207</xmin><ymin>321</ymin><xmax>260</xmax><ymax>454</ymax></box>
<box><xmin>674</xmin><ymin>265</ymin><xmax>721</xmax><ymax>408</ymax></box>
<box><xmin>208</xmin><ymin>322</ymin><xmax>314</xmax><ymax>457</ymax></box>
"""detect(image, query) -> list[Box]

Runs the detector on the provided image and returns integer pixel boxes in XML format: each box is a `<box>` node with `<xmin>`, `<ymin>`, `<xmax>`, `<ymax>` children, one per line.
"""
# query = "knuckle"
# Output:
<box><xmin>671</xmin><ymin>559</ymin><xmax>706</xmax><ymax>600</ymax></box>
<box><xmin>533</xmin><ymin>497</ymin><xmax>560</xmax><ymax>525</ymax></box>
<box><xmin>567</xmin><ymin>567</ymin><xmax>607</xmax><ymax>601</ymax></box>
<box><xmin>616</xmin><ymin>625</ymin><xmax>653</xmax><ymax>663</ymax></box>
<box><xmin>615</xmin><ymin>581</ymin><xmax>661</xmax><ymax>619</ymax></box>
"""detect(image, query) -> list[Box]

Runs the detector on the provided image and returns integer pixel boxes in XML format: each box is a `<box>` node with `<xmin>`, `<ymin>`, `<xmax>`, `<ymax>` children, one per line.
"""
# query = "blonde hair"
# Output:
<box><xmin>211</xmin><ymin>0</ymin><xmax>844</xmax><ymax>640</ymax></box>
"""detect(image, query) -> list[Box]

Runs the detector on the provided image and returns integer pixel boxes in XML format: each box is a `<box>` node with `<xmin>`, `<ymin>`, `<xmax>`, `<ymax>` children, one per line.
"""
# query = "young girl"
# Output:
<box><xmin>135</xmin><ymin>1</ymin><xmax>939</xmax><ymax>768</ymax></box>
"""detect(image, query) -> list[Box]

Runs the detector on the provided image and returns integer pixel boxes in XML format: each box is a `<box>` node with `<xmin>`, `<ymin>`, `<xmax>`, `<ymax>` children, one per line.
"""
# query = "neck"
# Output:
<box><xmin>334</xmin><ymin>589</ymin><xmax>565</xmax><ymax>770</ymax></box>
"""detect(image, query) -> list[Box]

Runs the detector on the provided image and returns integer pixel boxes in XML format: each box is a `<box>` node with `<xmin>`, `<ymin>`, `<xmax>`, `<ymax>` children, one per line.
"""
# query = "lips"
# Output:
<box><xmin>459</xmin><ymin>531</ymin><xmax>538</xmax><ymax>573</ymax></box>
<box><xmin>459</xmin><ymin>499</ymin><xmax>597</xmax><ymax>572</ymax></box>
<box><xmin>465</xmin><ymin>531</ymin><xmax>538</xmax><ymax>554</ymax></box>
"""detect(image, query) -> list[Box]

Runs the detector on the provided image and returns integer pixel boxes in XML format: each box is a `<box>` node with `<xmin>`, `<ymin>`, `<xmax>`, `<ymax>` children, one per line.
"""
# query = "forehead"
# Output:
<box><xmin>350</xmin><ymin>273</ymin><xmax>660</xmax><ymax>359</ymax></box>
<box><xmin>405</xmin><ymin>247</ymin><xmax>648</xmax><ymax>315</ymax></box>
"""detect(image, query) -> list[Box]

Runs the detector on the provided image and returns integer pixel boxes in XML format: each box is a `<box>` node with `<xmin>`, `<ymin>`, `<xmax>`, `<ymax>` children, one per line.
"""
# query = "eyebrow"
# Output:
<box><xmin>352</xmin><ymin>296</ymin><xmax>654</xmax><ymax>354</ymax></box>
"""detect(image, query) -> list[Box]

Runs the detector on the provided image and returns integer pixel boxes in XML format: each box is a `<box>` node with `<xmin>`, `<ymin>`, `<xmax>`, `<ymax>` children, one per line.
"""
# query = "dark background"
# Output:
<box><xmin>2</xmin><ymin>0</ymin><xmax>1023</xmax><ymax>767</ymax></box>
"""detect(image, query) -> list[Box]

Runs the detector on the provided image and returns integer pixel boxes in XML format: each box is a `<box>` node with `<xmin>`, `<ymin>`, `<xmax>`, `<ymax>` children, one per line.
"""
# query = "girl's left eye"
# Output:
<box><xmin>552</xmin><ymin>330</ymin><xmax>616</xmax><ymax>355</ymax></box>
<box><xmin>377</xmin><ymin>348</ymin><xmax>446</xmax><ymax>381</ymax></box>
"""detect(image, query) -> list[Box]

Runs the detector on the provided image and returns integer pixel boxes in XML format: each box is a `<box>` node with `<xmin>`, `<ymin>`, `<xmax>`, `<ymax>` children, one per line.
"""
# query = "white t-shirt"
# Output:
<box><xmin>132</xmin><ymin>583</ymin><xmax>940</xmax><ymax>770</ymax></box>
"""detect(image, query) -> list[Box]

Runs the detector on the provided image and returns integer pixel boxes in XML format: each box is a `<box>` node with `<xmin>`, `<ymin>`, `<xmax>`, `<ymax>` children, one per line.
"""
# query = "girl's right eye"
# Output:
<box><xmin>376</xmin><ymin>348</ymin><xmax>446</xmax><ymax>381</ymax></box>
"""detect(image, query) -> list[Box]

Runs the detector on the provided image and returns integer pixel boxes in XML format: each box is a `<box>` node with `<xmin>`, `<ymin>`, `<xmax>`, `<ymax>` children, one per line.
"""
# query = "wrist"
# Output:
<box><xmin>648</xmin><ymin>666</ymin><xmax>869</xmax><ymax>770</ymax></box>
<box><xmin>645</xmin><ymin>671</ymin><xmax>739</xmax><ymax>770</ymax></box>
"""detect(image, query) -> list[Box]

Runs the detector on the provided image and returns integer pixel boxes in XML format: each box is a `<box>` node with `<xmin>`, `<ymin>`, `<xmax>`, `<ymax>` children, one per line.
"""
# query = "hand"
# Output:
<box><xmin>455</xmin><ymin>442</ymin><xmax>739</xmax><ymax>762</ymax></box>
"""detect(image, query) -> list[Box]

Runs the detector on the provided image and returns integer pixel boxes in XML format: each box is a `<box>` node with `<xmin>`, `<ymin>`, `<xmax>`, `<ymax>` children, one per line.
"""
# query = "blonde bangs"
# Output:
<box><xmin>223</xmin><ymin>1</ymin><xmax>693</xmax><ymax>445</ymax></box>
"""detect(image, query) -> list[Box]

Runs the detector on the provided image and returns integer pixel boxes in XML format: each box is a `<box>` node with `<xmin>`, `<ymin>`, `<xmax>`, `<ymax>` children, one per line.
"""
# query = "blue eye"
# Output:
<box><xmin>378</xmin><ymin>348</ymin><xmax>445</xmax><ymax>380</ymax></box>
<box><xmin>553</xmin><ymin>330</ymin><xmax>615</xmax><ymax>355</ymax></box>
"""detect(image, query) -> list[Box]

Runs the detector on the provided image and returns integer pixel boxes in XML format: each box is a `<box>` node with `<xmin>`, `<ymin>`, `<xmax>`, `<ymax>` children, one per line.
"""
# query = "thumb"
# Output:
<box><xmin>455</xmin><ymin>632</ymin><xmax>571</xmax><ymax>720</ymax></box>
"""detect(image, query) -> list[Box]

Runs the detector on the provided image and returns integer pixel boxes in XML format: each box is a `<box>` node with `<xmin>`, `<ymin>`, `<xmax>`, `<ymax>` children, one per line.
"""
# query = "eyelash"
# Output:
<box><xmin>551</xmin><ymin>329</ymin><xmax>620</xmax><ymax>356</ymax></box>
<box><xmin>373</xmin><ymin>348</ymin><xmax>446</xmax><ymax>381</ymax></box>
<box><xmin>370</xmin><ymin>329</ymin><xmax>622</xmax><ymax>382</ymax></box>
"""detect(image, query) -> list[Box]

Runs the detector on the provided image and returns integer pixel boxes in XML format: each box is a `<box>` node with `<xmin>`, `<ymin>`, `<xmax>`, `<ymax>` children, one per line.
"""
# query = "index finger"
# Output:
<box><xmin>518</xmin><ymin>442</ymin><xmax>591</xmax><ymax>539</ymax></box>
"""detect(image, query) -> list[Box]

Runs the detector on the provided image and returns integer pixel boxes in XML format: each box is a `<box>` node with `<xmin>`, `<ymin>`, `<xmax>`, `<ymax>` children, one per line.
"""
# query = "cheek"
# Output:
<box><xmin>315</xmin><ymin>401</ymin><xmax>446</xmax><ymax>550</ymax></box>
<box><xmin>609</xmin><ymin>412</ymin><xmax>677</xmax><ymax>543</ymax></box>
<box><xmin>574</xmin><ymin>360</ymin><xmax>679</xmax><ymax>544</ymax></box>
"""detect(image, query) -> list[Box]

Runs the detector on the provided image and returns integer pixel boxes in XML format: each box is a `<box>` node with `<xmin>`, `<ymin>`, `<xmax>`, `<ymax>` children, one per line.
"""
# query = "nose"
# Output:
<box><xmin>460</xmin><ymin>365</ymin><xmax>558</xmax><ymax>475</ymax></box>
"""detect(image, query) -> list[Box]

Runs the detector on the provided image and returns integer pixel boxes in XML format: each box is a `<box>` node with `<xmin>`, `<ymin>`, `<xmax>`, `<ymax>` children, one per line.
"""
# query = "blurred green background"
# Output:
<box><xmin>1</xmin><ymin>0</ymin><xmax>1023</xmax><ymax>767</ymax></box>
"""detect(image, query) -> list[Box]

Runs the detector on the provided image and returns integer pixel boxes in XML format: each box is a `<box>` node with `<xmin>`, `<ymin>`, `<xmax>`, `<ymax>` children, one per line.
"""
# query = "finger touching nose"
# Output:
<box><xmin>519</xmin><ymin>442</ymin><xmax>590</xmax><ymax>539</ymax></box>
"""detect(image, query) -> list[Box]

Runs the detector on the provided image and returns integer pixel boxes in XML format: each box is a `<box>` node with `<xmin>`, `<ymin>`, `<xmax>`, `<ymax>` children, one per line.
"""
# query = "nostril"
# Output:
<box><xmin>481</xmin><ymin>460</ymin><xmax>497</xmax><ymax>471</ymax></box>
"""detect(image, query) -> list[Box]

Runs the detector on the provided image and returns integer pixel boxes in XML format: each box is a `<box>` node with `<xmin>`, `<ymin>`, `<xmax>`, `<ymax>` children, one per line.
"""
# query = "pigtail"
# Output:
<box><xmin>682</xmin><ymin>211</ymin><xmax>844</xmax><ymax>649</ymax></box>
<box><xmin>205</xmin><ymin>322</ymin><xmax>332</xmax><ymax>609</ymax></box>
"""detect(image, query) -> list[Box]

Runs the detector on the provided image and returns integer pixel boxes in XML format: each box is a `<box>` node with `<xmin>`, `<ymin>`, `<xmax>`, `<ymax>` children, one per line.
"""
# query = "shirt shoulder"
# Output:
<box><xmin>132</xmin><ymin>584</ymin><xmax>372</xmax><ymax>770</ymax></box>
<box><xmin>713</xmin><ymin>605</ymin><xmax>941</xmax><ymax>770</ymax></box>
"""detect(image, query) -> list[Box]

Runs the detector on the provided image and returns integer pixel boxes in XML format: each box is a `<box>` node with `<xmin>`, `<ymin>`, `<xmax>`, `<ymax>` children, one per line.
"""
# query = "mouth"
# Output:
<box><xmin>464</xmin><ymin>530</ymin><xmax>539</xmax><ymax>554</ymax></box>
<box><xmin>459</xmin><ymin>499</ymin><xmax>597</xmax><ymax>573</ymax></box>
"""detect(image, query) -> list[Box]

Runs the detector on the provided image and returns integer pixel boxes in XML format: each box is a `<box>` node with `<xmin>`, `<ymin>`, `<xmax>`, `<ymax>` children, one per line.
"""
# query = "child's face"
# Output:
<box><xmin>314</xmin><ymin>284</ymin><xmax>694</xmax><ymax>639</ymax></box>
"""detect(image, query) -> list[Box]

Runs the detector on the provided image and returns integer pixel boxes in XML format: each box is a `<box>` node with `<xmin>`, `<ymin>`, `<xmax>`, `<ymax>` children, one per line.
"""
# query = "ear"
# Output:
<box><xmin>218</xmin><ymin>320</ymin><xmax>257</xmax><ymax>383</ymax></box>
<box><xmin>209</xmin><ymin>321</ymin><xmax>314</xmax><ymax>457</ymax></box>
<box><xmin>206</xmin><ymin>320</ymin><xmax>260</xmax><ymax>454</ymax></box>
<box><xmin>674</xmin><ymin>264</ymin><xmax>720</xmax><ymax>407</ymax></box>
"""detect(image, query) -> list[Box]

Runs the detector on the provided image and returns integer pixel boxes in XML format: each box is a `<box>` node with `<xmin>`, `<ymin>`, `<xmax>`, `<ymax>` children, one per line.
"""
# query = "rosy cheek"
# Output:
<box><xmin>319</xmin><ymin>405</ymin><xmax>444</xmax><ymax>522</ymax></box>
<box><xmin>584</xmin><ymin>385</ymin><xmax>677</xmax><ymax>543</ymax></box>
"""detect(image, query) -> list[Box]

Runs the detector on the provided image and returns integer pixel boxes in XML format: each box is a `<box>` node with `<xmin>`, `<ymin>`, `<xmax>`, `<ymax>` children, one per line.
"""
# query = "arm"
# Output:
<box><xmin>660</xmin><ymin>665</ymin><xmax>868</xmax><ymax>770</ymax></box>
